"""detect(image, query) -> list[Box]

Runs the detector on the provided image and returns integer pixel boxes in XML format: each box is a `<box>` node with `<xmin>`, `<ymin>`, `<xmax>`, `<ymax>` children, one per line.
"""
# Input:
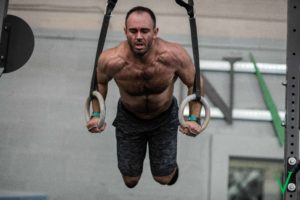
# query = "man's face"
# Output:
<box><xmin>124</xmin><ymin>12</ymin><xmax>158</xmax><ymax>56</ymax></box>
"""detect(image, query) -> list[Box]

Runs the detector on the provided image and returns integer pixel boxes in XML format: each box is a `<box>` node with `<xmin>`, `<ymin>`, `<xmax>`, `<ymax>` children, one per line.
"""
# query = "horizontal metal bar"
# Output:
<box><xmin>201</xmin><ymin>60</ymin><xmax>286</xmax><ymax>74</ymax></box>
<box><xmin>184</xmin><ymin>107</ymin><xmax>285</xmax><ymax>121</ymax></box>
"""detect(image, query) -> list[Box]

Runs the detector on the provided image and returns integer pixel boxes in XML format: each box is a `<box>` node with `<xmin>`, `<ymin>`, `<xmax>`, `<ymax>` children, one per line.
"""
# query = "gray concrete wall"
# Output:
<box><xmin>0</xmin><ymin>0</ymin><xmax>286</xmax><ymax>199</ymax></box>
<box><xmin>8</xmin><ymin>0</ymin><xmax>287</xmax><ymax>63</ymax></box>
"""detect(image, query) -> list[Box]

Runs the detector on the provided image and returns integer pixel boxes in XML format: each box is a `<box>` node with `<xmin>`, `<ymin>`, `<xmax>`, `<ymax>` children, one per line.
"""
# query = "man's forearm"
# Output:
<box><xmin>92</xmin><ymin>99</ymin><xmax>101</xmax><ymax>112</ymax></box>
<box><xmin>92</xmin><ymin>82</ymin><xmax>108</xmax><ymax>112</ymax></box>
<box><xmin>187</xmin><ymin>86</ymin><xmax>202</xmax><ymax>116</ymax></box>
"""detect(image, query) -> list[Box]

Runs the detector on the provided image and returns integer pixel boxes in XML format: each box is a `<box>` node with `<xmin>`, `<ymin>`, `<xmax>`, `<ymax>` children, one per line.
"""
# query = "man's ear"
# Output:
<box><xmin>153</xmin><ymin>27</ymin><xmax>159</xmax><ymax>38</ymax></box>
<box><xmin>123</xmin><ymin>26</ymin><xmax>127</xmax><ymax>34</ymax></box>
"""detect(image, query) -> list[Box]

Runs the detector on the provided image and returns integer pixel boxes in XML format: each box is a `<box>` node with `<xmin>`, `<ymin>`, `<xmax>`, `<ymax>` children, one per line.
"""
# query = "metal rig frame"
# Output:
<box><xmin>0</xmin><ymin>0</ymin><xmax>8</xmax><ymax>76</ymax></box>
<box><xmin>284</xmin><ymin>0</ymin><xmax>300</xmax><ymax>199</ymax></box>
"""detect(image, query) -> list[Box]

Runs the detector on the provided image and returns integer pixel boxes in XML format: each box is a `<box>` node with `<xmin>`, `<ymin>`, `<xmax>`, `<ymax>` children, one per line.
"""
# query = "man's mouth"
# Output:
<box><xmin>135</xmin><ymin>43</ymin><xmax>145</xmax><ymax>49</ymax></box>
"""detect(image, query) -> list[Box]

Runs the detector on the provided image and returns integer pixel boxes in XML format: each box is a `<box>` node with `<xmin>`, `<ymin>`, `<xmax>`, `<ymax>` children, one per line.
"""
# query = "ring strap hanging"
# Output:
<box><xmin>89</xmin><ymin>0</ymin><xmax>118</xmax><ymax>97</ymax></box>
<box><xmin>85</xmin><ymin>0</ymin><xmax>118</xmax><ymax>129</ymax></box>
<box><xmin>175</xmin><ymin>0</ymin><xmax>201</xmax><ymax>100</ymax></box>
<box><xmin>176</xmin><ymin>0</ymin><xmax>210</xmax><ymax>133</ymax></box>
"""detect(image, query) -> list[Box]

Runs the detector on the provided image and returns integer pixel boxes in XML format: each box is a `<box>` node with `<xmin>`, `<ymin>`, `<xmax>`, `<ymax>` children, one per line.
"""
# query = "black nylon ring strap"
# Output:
<box><xmin>175</xmin><ymin>0</ymin><xmax>201</xmax><ymax>100</ymax></box>
<box><xmin>176</xmin><ymin>0</ymin><xmax>210</xmax><ymax>133</ymax></box>
<box><xmin>189</xmin><ymin>17</ymin><xmax>201</xmax><ymax>100</ymax></box>
<box><xmin>85</xmin><ymin>0</ymin><xmax>118</xmax><ymax>130</ymax></box>
<box><xmin>175</xmin><ymin>0</ymin><xmax>194</xmax><ymax>18</ymax></box>
<box><xmin>89</xmin><ymin>0</ymin><xmax>118</xmax><ymax>96</ymax></box>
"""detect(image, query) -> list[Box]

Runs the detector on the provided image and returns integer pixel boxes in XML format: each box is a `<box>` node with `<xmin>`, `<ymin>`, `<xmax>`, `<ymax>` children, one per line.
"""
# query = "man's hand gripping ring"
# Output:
<box><xmin>85</xmin><ymin>91</ymin><xmax>106</xmax><ymax>129</ymax></box>
<box><xmin>178</xmin><ymin>94</ymin><xmax>210</xmax><ymax>134</ymax></box>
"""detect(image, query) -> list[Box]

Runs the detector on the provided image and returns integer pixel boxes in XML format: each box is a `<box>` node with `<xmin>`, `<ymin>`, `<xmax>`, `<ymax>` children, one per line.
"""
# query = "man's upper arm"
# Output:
<box><xmin>96</xmin><ymin>50</ymin><xmax>113</xmax><ymax>85</ymax></box>
<box><xmin>175</xmin><ymin>45</ymin><xmax>195</xmax><ymax>87</ymax></box>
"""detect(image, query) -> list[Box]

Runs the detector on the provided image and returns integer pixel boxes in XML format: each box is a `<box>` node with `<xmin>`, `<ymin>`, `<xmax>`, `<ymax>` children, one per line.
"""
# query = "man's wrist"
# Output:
<box><xmin>91</xmin><ymin>111</ymin><xmax>101</xmax><ymax>118</ymax></box>
<box><xmin>188</xmin><ymin>115</ymin><xmax>199</xmax><ymax>121</ymax></box>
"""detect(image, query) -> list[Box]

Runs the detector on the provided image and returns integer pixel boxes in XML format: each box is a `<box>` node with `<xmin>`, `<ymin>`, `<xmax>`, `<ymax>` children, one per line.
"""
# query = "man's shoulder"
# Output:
<box><xmin>156</xmin><ymin>38</ymin><xmax>186</xmax><ymax>61</ymax></box>
<box><xmin>157</xmin><ymin>38</ymin><xmax>185</xmax><ymax>54</ymax></box>
<box><xmin>100</xmin><ymin>43</ymin><xmax>126</xmax><ymax>64</ymax></box>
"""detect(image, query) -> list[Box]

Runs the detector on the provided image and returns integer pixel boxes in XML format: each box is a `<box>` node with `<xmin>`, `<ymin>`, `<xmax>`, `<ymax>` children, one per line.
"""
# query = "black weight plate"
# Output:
<box><xmin>3</xmin><ymin>14</ymin><xmax>34</xmax><ymax>73</ymax></box>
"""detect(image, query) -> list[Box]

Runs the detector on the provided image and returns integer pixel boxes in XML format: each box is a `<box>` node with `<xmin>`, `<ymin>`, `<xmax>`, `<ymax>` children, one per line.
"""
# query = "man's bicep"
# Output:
<box><xmin>96</xmin><ymin>55</ymin><xmax>112</xmax><ymax>84</ymax></box>
<box><xmin>173</xmin><ymin>45</ymin><xmax>195</xmax><ymax>87</ymax></box>
<box><xmin>177</xmin><ymin>61</ymin><xmax>195</xmax><ymax>88</ymax></box>
<box><xmin>97</xmin><ymin>68</ymin><xmax>111</xmax><ymax>84</ymax></box>
<box><xmin>96</xmin><ymin>57</ymin><xmax>112</xmax><ymax>98</ymax></box>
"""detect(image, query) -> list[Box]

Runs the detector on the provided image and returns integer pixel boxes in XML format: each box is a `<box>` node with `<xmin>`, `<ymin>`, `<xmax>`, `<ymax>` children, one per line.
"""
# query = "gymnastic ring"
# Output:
<box><xmin>85</xmin><ymin>91</ymin><xmax>106</xmax><ymax>129</ymax></box>
<box><xmin>178</xmin><ymin>94</ymin><xmax>210</xmax><ymax>133</ymax></box>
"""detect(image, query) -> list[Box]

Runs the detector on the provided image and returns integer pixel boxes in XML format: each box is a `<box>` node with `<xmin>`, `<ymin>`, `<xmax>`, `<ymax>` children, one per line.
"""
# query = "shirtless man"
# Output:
<box><xmin>86</xmin><ymin>6</ymin><xmax>204</xmax><ymax>188</ymax></box>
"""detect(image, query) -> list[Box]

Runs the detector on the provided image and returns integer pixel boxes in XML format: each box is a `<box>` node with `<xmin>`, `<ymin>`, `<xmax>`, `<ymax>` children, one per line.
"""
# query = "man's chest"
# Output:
<box><xmin>112</xmin><ymin>62</ymin><xmax>176</xmax><ymax>95</ymax></box>
<box><xmin>115</xmin><ymin>61</ymin><xmax>175</xmax><ymax>81</ymax></box>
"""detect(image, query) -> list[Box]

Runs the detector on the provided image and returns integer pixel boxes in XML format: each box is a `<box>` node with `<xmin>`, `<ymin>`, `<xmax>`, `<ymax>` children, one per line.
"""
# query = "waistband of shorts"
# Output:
<box><xmin>118</xmin><ymin>96</ymin><xmax>177</xmax><ymax>122</ymax></box>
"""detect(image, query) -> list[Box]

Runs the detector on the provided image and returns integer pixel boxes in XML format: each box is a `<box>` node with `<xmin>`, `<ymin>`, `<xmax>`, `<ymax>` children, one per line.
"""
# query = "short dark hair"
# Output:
<box><xmin>125</xmin><ymin>6</ymin><xmax>156</xmax><ymax>28</ymax></box>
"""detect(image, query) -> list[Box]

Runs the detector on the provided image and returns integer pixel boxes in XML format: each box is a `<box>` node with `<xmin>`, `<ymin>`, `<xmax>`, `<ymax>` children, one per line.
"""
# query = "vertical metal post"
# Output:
<box><xmin>222</xmin><ymin>57</ymin><xmax>242</xmax><ymax>124</ymax></box>
<box><xmin>0</xmin><ymin>0</ymin><xmax>8</xmax><ymax>77</ymax></box>
<box><xmin>284</xmin><ymin>0</ymin><xmax>300</xmax><ymax>199</ymax></box>
<box><xmin>0</xmin><ymin>0</ymin><xmax>8</xmax><ymax>40</ymax></box>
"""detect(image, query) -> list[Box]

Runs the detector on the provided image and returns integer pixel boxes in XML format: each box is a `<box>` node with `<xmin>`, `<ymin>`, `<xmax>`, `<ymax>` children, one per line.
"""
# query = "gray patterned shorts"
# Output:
<box><xmin>112</xmin><ymin>97</ymin><xmax>179</xmax><ymax>177</ymax></box>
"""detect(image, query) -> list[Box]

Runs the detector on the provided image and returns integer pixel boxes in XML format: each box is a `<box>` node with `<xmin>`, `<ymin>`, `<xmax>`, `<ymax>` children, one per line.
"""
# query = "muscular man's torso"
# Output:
<box><xmin>104</xmin><ymin>39</ymin><xmax>179</xmax><ymax>119</ymax></box>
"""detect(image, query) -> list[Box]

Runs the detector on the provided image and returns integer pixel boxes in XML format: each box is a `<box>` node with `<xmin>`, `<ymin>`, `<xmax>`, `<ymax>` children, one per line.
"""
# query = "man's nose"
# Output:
<box><xmin>136</xmin><ymin>31</ymin><xmax>142</xmax><ymax>39</ymax></box>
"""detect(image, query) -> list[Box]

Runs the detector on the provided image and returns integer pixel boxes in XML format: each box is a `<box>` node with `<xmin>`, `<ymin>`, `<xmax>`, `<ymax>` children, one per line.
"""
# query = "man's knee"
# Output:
<box><xmin>153</xmin><ymin>167</ymin><xmax>178</xmax><ymax>185</ymax></box>
<box><xmin>122</xmin><ymin>176</ymin><xmax>141</xmax><ymax>188</ymax></box>
<box><xmin>153</xmin><ymin>175</ymin><xmax>171</xmax><ymax>185</ymax></box>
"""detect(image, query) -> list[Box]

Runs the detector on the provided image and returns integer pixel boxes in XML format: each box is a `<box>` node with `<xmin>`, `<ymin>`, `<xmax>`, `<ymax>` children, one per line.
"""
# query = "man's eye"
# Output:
<box><xmin>141</xmin><ymin>29</ymin><xmax>149</xmax><ymax>33</ymax></box>
<box><xmin>129</xmin><ymin>29</ymin><xmax>137</xmax><ymax>33</ymax></box>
